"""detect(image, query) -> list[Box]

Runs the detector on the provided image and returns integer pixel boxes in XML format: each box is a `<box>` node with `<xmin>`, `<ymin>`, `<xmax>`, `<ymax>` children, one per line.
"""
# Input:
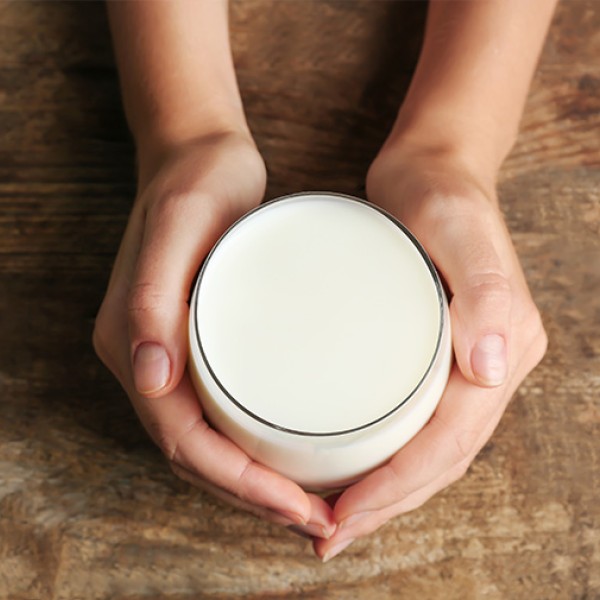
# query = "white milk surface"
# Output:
<box><xmin>195</xmin><ymin>195</ymin><xmax>441</xmax><ymax>434</ymax></box>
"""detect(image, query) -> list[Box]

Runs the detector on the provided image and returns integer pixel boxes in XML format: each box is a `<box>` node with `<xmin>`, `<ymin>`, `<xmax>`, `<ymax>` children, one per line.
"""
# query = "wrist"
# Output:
<box><xmin>382</xmin><ymin>108</ymin><xmax>512</xmax><ymax>184</ymax></box>
<box><xmin>367</xmin><ymin>131</ymin><xmax>499</xmax><ymax>219</ymax></box>
<box><xmin>134</xmin><ymin>102</ymin><xmax>251</xmax><ymax>164</ymax></box>
<box><xmin>371</xmin><ymin>132</ymin><xmax>499</xmax><ymax>191</ymax></box>
<box><xmin>108</xmin><ymin>0</ymin><xmax>251</xmax><ymax>168</ymax></box>
<box><xmin>135</xmin><ymin>110</ymin><xmax>254</xmax><ymax>185</ymax></box>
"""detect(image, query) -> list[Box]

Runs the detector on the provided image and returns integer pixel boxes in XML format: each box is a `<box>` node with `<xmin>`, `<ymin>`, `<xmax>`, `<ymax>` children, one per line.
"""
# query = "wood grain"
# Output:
<box><xmin>0</xmin><ymin>1</ymin><xmax>598</xmax><ymax>598</ymax></box>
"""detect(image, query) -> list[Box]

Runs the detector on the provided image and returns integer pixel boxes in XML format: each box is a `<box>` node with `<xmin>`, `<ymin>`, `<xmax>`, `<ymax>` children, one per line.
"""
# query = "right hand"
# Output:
<box><xmin>93</xmin><ymin>129</ymin><xmax>336</xmax><ymax>538</ymax></box>
<box><xmin>314</xmin><ymin>144</ymin><xmax>548</xmax><ymax>560</ymax></box>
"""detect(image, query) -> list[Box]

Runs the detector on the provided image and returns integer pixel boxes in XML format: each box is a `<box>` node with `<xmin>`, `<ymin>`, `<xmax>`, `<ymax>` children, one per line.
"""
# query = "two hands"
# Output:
<box><xmin>93</xmin><ymin>129</ymin><xmax>547</xmax><ymax>561</ymax></box>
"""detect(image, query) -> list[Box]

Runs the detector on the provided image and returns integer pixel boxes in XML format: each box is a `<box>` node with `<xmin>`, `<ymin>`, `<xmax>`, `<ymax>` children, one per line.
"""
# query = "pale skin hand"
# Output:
<box><xmin>314</xmin><ymin>0</ymin><xmax>556</xmax><ymax>561</ymax></box>
<box><xmin>314</xmin><ymin>149</ymin><xmax>548</xmax><ymax>560</ymax></box>
<box><xmin>95</xmin><ymin>0</ymin><xmax>336</xmax><ymax>538</ymax></box>
<box><xmin>98</xmin><ymin>0</ymin><xmax>556</xmax><ymax>556</ymax></box>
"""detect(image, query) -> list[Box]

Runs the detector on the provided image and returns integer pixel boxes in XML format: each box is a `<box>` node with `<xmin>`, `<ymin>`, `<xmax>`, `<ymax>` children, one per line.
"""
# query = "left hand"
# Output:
<box><xmin>315</xmin><ymin>145</ymin><xmax>548</xmax><ymax>561</ymax></box>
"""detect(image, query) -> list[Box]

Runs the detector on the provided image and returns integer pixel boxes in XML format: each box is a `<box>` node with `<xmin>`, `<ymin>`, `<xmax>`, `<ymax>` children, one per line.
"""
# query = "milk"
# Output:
<box><xmin>189</xmin><ymin>193</ymin><xmax>451</xmax><ymax>489</ymax></box>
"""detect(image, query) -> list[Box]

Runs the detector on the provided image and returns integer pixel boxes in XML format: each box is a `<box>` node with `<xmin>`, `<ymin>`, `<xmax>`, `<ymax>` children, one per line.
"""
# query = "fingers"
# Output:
<box><xmin>304</xmin><ymin>494</ymin><xmax>339</xmax><ymax>539</ymax></box>
<box><xmin>171</xmin><ymin>465</ymin><xmax>337</xmax><ymax>538</ymax></box>
<box><xmin>128</xmin><ymin>371</ymin><xmax>336</xmax><ymax>535</ymax></box>
<box><xmin>132</xmin><ymin>373</ymin><xmax>309</xmax><ymax>520</ymax></box>
<box><xmin>313</xmin><ymin>368</ymin><xmax>505</xmax><ymax>560</ymax></box>
<box><xmin>331</xmin><ymin>365</ymin><xmax>504</xmax><ymax>519</ymax></box>
<box><xmin>315</xmin><ymin>321</ymin><xmax>548</xmax><ymax>560</ymax></box>
<box><xmin>331</xmin><ymin>338</ymin><xmax>541</xmax><ymax>527</ymax></box>
<box><xmin>171</xmin><ymin>464</ymin><xmax>302</xmax><ymax>527</ymax></box>
<box><xmin>95</xmin><ymin>235</ymin><xmax>338</xmax><ymax>537</ymax></box>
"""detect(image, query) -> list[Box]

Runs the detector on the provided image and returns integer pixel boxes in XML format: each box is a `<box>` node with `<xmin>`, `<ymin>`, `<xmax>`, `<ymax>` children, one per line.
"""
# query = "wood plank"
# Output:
<box><xmin>0</xmin><ymin>1</ymin><xmax>598</xmax><ymax>598</ymax></box>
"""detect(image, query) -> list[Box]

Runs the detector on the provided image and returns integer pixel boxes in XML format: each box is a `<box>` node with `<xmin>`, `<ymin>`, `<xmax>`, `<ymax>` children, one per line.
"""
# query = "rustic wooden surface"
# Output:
<box><xmin>0</xmin><ymin>1</ymin><xmax>599</xmax><ymax>598</ymax></box>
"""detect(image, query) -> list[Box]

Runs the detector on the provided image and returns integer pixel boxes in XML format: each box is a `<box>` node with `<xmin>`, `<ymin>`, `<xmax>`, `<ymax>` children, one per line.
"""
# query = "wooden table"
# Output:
<box><xmin>1</xmin><ymin>2</ymin><xmax>598</xmax><ymax>598</ymax></box>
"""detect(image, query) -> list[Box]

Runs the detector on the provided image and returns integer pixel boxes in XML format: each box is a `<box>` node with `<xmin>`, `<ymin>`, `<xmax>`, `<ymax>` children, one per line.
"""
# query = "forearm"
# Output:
<box><xmin>386</xmin><ymin>0</ymin><xmax>558</xmax><ymax>176</ymax></box>
<box><xmin>107</xmin><ymin>0</ymin><xmax>248</xmax><ymax>160</ymax></box>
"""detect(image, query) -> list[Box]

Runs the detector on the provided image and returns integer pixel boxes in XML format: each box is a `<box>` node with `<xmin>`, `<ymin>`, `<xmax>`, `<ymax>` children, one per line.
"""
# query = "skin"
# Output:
<box><xmin>96</xmin><ymin>0</ymin><xmax>555</xmax><ymax>560</ymax></box>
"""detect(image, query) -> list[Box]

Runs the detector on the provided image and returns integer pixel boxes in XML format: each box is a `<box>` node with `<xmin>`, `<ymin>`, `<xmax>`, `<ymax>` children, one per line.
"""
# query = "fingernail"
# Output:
<box><xmin>133</xmin><ymin>342</ymin><xmax>170</xmax><ymax>394</ymax></box>
<box><xmin>471</xmin><ymin>334</ymin><xmax>507</xmax><ymax>386</ymax></box>
<box><xmin>339</xmin><ymin>511</ymin><xmax>371</xmax><ymax>531</ymax></box>
<box><xmin>278</xmin><ymin>510</ymin><xmax>306</xmax><ymax>526</ymax></box>
<box><xmin>322</xmin><ymin>538</ymin><xmax>355</xmax><ymax>563</ymax></box>
<box><xmin>288</xmin><ymin>522</ymin><xmax>332</xmax><ymax>539</ymax></box>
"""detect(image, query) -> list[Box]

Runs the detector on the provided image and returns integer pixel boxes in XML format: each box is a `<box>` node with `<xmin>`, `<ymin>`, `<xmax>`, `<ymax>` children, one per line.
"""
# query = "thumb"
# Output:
<box><xmin>409</xmin><ymin>203</ymin><xmax>512</xmax><ymax>388</ymax></box>
<box><xmin>128</xmin><ymin>193</ymin><xmax>228</xmax><ymax>398</ymax></box>
<box><xmin>450</xmin><ymin>266</ymin><xmax>511</xmax><ymax>387</ymax></box>
<box><xmin>441</xmin><ymin>220</ymin><xmax>512</xmax><ymax>388</ymax></box>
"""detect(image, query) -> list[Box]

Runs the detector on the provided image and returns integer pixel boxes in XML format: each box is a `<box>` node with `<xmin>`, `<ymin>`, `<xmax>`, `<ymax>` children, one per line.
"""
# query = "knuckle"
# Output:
<box><xmin>127</xmin><ymin>282</ymin><xmax>170</xmax><ymax>320</ymax></box>
<box><xmin>92</xmin><ymin>314</ymin><xmax>107</xmax><ymax>360</ymax></box>
<box><xmin>432</xmin><ymin>412</ymin><xmax>478</xmax><ymax>472</ymax></box>
<box><xmin>92</xmin><ymin>304</ymin><xmax>113</xmax><ymax>366</ymax></box>
<box><xmin>519</xmin><ymin>300</ymin><xmax>549</xmax><ymax>363</ymax></box>
<box><xmin>155</xmin><ymin>430</ymin><xmax>178</xmax><ymax>461</ymax></box>
<box><xmin>520</xmin><ymin>298</ymin><xmax>542</xmax><ymax>327</ymax></box>
<box><xmin>234</xmin><ymin>460</ymin><xmax>254</xmax><ymax>503</ymax></box>
<box><xmin>154</xmin><ymin>416</ymin><xmax>207</xmax><ymax>466</ymax></box>
<box><xmin>535</xmin><ymin>324</ymin><xmax>549</xmax><ymax>362</ymax></box>
<box><xmin>92</xmin><ymin>301</ymin><xmax>126</xmax><ymax>383</ymax></box>
<box><xmin>452</xmin><ymin>428</ymin><xmax>479</xmax><ymax>464</ymax></box>
<box><xmin>382</xmin><ymin>462</ymin><xmax>416</xmax><ymax>501</ymax></box>
<box><xmin>466</xmin><ymin>271</ymin><xmax>512</xmax><ymax>303</ymax></box>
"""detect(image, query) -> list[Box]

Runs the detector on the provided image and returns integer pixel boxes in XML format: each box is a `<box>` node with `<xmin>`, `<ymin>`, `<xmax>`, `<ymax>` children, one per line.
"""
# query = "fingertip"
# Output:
<box><xmin>245</xmin><ymin>463</ymin><xmax>313</xmax><ymax>525</ymax></box>
<box><xmin>470</xmin><ymin>334</ymin><xmax>507</xmax><ymax>387</ymax></box>
<box><xmin>306</xmin><ymin>493</ymin><xmax>338</xmax><ymax>538</ymax></box>
<box><xmin>329</xmin><ymin>476</ymin><xmax>380</xmax><ymax>525</ymax></box>
<box><xmin>312</xmin><ymin>536</ymin><xmax>327</xmax><ymax>560</ymax></box>
<box><xmin>322</xmin><ymin>538</ymin><xmax>355</xmax><ymax>563</ymax></box>
<box><xmin>313</xmin><ymin>531</ymin><xmax>356</xmax><ymax>562</ymax></box>
<box><xmin>132</xmin><ymin>342</ymin><xmax>171</xmax><ymax>396</ymax></box>
<box><xmin>450</xmin><ymin>303</ymin><xmax>508</xmax><ymax>387</ymax></box>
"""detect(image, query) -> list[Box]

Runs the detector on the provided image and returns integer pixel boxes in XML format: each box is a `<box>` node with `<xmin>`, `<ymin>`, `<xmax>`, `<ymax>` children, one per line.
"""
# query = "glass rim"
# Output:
<box><xmin>190</xmin><ymin>191</ymin><xmax>447</xmax><ymax>437</ymax></box>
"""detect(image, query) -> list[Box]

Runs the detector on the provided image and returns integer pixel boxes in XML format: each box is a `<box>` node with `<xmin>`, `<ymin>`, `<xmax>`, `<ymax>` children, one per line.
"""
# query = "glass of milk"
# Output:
<box><xmin>188</xmin><ymin>192</ymin><xmax>452</xmax><ymax>490</ymax></box>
